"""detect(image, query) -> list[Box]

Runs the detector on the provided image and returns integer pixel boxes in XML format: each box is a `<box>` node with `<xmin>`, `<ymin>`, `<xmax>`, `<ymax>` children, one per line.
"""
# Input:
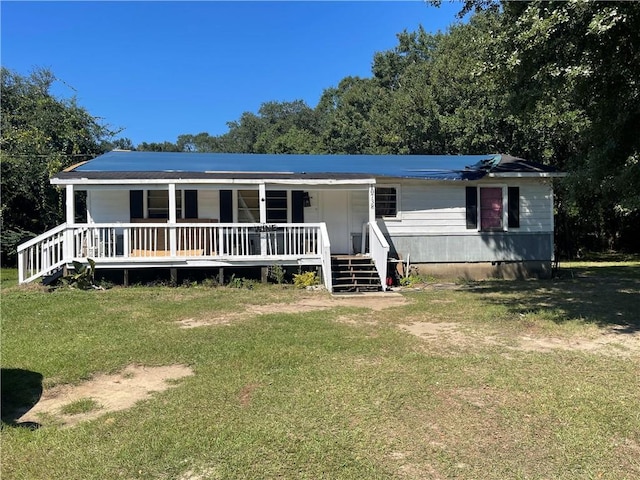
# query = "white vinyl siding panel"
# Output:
<box><xmin>197</xmin><ymin>190</ymin><xmax>220</xmax><ymax>221</ymax></box>
<box><xmin>518</xmin><ymin>184</ymin><xmax>553</xmax><ymax>231</ymax></box>
<box><xmin>381</xmin><ymin>180</ymin><xmax>553</xmax><ymax>235</ymax></box>
<box><xmin>87</xmin><ymin>190</ymin><xmax>129</xmax><ymax>223</ymax></box>
<box><xmin>350</xmin><ymin>190</ymin><xmax>369</xmax><ymax>231</ymax></box>
<box><xmin>385</xmin><ymin>184</ymin><xmax>467</xmax><ymax>234</ymax></box>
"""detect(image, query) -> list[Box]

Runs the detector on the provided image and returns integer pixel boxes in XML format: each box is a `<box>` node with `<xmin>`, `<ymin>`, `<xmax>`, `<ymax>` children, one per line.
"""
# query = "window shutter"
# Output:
<box><xmin>266</xmin><ymin>190</ymin><xmax>288</xmax><ymax>222</ymax></box>
<box><xmin>185</xmin><ymin>190</ymin><xmax>198</xmax><ymax>219</ymax></box>
<box><xmin>130</xmin><ymin>190</ymin><xmax>144</xmax><ymax>219</ymax></box>
<box><xmin>508</xmin><ymin>187</ymin><xmax>520</xmax><ymax>228</ymax></box>
<box><xmin>291</xmin><ymin>190</ymin><xmax>305</xmax><ymax>223</ymax></box>
<box><xmin>465</xmin><ymin>186</ymin><xmax>478</xmax><ymax>229</ymax></box>
<box><xmin>220</xmin><ymin>190</ymin><xmax>233</xmax><ymax>222</ymax></box>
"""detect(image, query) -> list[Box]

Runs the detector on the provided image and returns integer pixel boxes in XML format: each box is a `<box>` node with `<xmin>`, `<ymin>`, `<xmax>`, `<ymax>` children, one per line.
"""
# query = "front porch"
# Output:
<box><xmin>17</xmin><ymin>221</ymin><xmax>390</xmax><ymax>292</ymax></box>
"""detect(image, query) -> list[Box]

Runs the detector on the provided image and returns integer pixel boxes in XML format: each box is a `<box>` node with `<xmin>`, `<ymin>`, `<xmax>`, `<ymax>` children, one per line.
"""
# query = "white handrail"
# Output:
<box><xmin>368</xmin><ymin>221</ymin><xmax>390</xmax><ymax>291</ymax></box>
<box><xmin>318</xmin><ymin>223</ymin><xmax>332</xmax><ymax>291</ymax></box>
<box><xmin>16</xmin><ymin>223</ymin><xmax>68</xmax><ymax>252</ymax></box>
<box><xmin>17</xmin><ymin>223</ymin><xmax>69</xmax><ymax>284</ymax></box>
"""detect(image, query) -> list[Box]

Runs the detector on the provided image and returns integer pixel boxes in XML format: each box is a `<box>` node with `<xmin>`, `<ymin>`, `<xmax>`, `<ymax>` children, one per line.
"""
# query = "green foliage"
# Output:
<box><xmin>201</xmin><ymin>276</ymin><xmax>221</xmax><ymax>288</ymax></box>
<box><xmin>399</xmin><ymin>266</ymin><xmax>435</xmax><ymax>287</ymax></box>
<box><xmin>59</xmin><ymin>398</ymin><xmax>101</xmax><ymax>416</ymax></box>
<box><xmin>268</xmin><ymin>264</ymin><xmax>286</xmax><ymax>285</ymax></box>
<box><xmin>58</xmin><ymin>258</ymin><xmax>98</xmax><ymax>290</ymax></box>
<box><xmin>227</xmin><ymin>274</ymin><xmax>256</xmax><ymax>290</ymax></box>
<box><xmin>497</xmin><ymin>1</ymin><xmax>640</xmax><ymax>253</ymax></box>
<box><xmin>292</xmin><ymin>270</ymin><xmax>320</xmax><ymax>289</ymax></box>
<box><xmin>0</xmin><ymin>68</ymin><xmax>117</xmax><ymax>266</ymax></box>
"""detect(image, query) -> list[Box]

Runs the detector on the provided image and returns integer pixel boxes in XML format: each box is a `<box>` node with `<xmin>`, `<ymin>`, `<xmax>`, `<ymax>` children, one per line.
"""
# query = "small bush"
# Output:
<box><xmin>293</xmin><ymin>271</ymin><xmax>319</xmax><ymax>289</ymax></box>
<box><xmin>227</xmin><ymin>275</ymin><xmax>256</xmax><ymax>289</ymax></box>
<box><xmin>268</xmin><ymin>265</ymin><xmax>286</xmax><ymax>285</ymax></box>
<box><xmin>400</xmin><ymin>274</ymin><xmax>435</xmax><ymax>287</ymax></box>
<box><xmin>57</xmin><ymin>258</ymin><xmax>101</xmax><ymax>290</ymax></box>
<box><xmin>201</xmin><ymin>277</ymin><xmax>220</xmax><ymax>288</ymax></box>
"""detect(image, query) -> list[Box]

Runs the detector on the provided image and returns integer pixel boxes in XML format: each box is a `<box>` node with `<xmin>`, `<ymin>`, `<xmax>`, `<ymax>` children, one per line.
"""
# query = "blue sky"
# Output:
<box><xmin>2</xmin><ymin>1</ymin><xmax>465</xmax><ymax>145</ymax></box>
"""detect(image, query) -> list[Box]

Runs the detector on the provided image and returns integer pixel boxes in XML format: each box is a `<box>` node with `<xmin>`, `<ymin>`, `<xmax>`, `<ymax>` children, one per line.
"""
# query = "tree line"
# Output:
<box><xmin>2</xmin><ymin>1</ymin><xmax>639</xmax><ymax>264</ymax></box>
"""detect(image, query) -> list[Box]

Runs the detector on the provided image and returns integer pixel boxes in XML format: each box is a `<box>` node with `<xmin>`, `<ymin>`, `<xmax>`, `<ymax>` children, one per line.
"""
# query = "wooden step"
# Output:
<box><xmin>42</xmin><ymin>267</ymin><xmax>64</xmax><ymax>286</ymax></box>
<box><xmin>331</xmin><ymin>255</ymin><xmax>382</xmax><ymax>293</ymax></box>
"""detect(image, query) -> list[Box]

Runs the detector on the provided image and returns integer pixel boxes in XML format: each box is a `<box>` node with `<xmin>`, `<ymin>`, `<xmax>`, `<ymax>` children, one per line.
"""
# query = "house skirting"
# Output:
<box><xmin>385</xmin><ymin>232</ymin><xmax>554</xmax><ymax>264</ymax></box>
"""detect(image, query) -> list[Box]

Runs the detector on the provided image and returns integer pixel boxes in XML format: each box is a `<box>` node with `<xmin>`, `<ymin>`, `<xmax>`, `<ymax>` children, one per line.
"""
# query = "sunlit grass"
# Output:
<box><xmin>2</xmin><ymin>264</ymin><xmax>639</xmax><ymax>479</ymax></box>
<box><xmin>59</xmin><ymin>398</ymin><xmax>102</xmax><ymax>416</ymax></box>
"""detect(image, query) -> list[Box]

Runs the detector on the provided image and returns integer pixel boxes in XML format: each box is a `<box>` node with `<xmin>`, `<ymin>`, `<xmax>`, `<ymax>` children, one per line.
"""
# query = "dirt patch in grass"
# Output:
<box><xmin>177</xmin><ymin>293</ymin><xmax>409</xmax><ymax>328</ymax></box>
<box><xmin>401</xmin><ymin>321</ymin><xmax>640</xmax><ymax>356</ymax></box>
<box><xmin>238</xmin><ymin>382</ymin><xmax>260</xmax><ymax>407</ymax></box>
<box><xmin>18</xmin><ymin>364</ymin><xmax>193</xmax><ymax>427</ymax></box>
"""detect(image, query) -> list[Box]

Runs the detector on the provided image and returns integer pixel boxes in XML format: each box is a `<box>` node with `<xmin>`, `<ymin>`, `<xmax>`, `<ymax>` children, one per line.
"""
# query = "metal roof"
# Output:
<box><xmin>55</xmin><ymin>151</ymin><xmax>561</xmax><ymax>182</ymax></box>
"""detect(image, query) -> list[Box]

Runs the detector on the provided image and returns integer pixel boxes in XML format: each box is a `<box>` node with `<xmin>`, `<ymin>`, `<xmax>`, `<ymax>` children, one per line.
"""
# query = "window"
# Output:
<box><xmin>375</xmin><ymin>186</ymin><xmax>397</xmax><ymax>218</ymax></box>
<box><xmin>237</xmin><ymin>190</ymin><xmax>289</xmax><ymax>223</ymax></box>
<box><xmin>465</xmin><ymin>186</ymin><xmax>520</xmax><ymax>231</ymax></box>
<box><xmin>237</xmin><ymin>190</ymin><xmax>259</xmax><ymax>223</ymax></box>
<box><xmin>147</xmin><ymin>190</ymin><xmax>182</xmax><ymax>219</ymax></box>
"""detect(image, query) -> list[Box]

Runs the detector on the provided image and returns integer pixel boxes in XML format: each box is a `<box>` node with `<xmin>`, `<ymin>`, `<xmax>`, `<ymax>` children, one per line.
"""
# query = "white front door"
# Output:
<box><xmin>320</xmin><ymin>190</ymin><xmax>351</xmax><ymax>254</ymax></box>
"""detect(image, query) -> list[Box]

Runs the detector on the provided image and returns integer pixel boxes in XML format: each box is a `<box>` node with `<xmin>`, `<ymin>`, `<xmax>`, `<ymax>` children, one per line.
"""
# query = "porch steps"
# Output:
<box><xmin>42</xmin><ymin>266</ymin><xmax>64</xmax><ymax>286</ymax></box>
<box><xmin>331</xmin><ymin>255</ymin><xmax>381</xmax><ymax>293</ymax></box>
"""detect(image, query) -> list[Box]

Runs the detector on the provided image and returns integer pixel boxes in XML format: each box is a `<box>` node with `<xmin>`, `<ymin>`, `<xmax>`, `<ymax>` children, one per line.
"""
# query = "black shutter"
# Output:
<box><xmin>220</xmin><ymin>190</ymin><xmax>233</xmax><ymax>222</ymax></box>
<box><xmin>508</xmin><ymin>187</ymin><xmax>520</xmax><ymax>228</ymax></box>
<box><xmin>130</xmin><ymin>190</ymin><xmax>144</xmax><ymax>219</ymax></box>
<box><xmin>185</xmin><ymin>190</ymin><xmax>198</xmax><ymax>219</ymax></box>
<box><xmin>465</xmin><ymin>186</ymin><xmax>478</xmax><ymax>229</ymax></box>
<box><xmin>291</xmin><ymin>190</ymin><xmax>305</xmax><ymax>223</ymax></box>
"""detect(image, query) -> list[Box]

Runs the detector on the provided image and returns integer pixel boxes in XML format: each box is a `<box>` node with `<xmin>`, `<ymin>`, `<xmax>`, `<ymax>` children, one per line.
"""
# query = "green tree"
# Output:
<box><xmin>495</xmin><ymin>1</ymin><xmax>640</xmax><ymax>251</ymax></box>
<box><xmin>137</xmin><ymin>141</ymin><xmax>180</xmax><ymax>152</ymax></box>
<box><xmin>0</xmin><ymin>67</ymin><xmax>115</xmax><ymax>265</ymax></box>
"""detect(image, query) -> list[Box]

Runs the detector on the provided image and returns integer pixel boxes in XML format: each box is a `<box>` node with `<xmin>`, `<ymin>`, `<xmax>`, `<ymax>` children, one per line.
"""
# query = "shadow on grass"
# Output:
<box><xmin>464</xmin><ymin>263</ymin><xmax>640</xmax><ymax>332</ymax></box>
<box><xmin>1</xmin><ymin>368</ymin><xmax>43</xmax><ymax>429</ymax></box>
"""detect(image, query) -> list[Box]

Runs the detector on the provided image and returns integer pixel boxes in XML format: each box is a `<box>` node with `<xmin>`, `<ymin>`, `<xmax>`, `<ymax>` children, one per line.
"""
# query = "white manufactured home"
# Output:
<box><xmin>17</xmin><ymin>151</ymin><xmax>565</xmax><ymax>290</ymax></box>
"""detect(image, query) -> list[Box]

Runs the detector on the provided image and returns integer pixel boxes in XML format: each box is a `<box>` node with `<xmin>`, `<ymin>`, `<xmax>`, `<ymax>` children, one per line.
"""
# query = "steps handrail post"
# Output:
<box><xmin>65</xmin><ymin>226</ymin><xmax>74</xmax><ymax>263</ymax></box>
<box><xmin>319</xmin><ymin>223</ymin><xmax>332</xmax><ymax>291</ymax></box>
<box><xmin>18</xmin><ymin>248</ymin><xmax>25</xmax><ymax>284</ymax></box>
<box><xmin>369</xmin><ymin>221</ymin><xmax>390</xmax><ymax>291</ymax></box>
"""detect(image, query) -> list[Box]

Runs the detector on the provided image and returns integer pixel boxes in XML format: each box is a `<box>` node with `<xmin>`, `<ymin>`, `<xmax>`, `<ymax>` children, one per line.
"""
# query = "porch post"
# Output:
<box><xmin>259</xmin><ymin>183</ymin><xmax>267</xmax><ymax>223</ymax></box>
<box><xmin>364</xmin><ymin>183</ymin><xmax>376</xmax><ymax>253</ymax></box>
<box><xmin>66</xmin><ymin>184</ymin><xmax>75</xmax><ymax>224</ymax></box>
<box><xmin>368</xmin><ymin>183</ymin><xmax>376</xmax><ymax>224</ymax></box>
<box><xmin>259</xmin><ymin>183</ymin><xmax>267</xmax><ymax>256</ymax></box>
<box><xmin>168</xmin><ymin>184</ymin><xmax>177</xmax><ymax>256</ymax></box>
<box><xmin>65</xmin><ymin>184</ymin><xmax>75</xmax><ymax>261</ymax></box>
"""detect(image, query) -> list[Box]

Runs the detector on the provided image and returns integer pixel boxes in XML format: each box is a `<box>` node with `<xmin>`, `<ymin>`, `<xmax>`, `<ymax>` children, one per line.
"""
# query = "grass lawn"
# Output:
<box><xmin>1</xmin><ymin>262</ymin><xmax>639</xmax><ymax>479</ymax></box>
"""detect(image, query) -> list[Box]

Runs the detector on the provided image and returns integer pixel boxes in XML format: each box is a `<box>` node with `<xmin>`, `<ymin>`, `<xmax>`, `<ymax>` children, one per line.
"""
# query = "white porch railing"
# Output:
<box><xmin>17</xmin><ymin>222</ymin><xmax>331</xmax><ymax>284</ymax></box>
<box><xmin>17</xmin><ymin>223</ymin><xmax>68</xmax><ymax>284</ymax></box>
<box><xmin>368</xmin><ymin>221</ymin><xmax>390</xmax><ymax>291</ymax></box>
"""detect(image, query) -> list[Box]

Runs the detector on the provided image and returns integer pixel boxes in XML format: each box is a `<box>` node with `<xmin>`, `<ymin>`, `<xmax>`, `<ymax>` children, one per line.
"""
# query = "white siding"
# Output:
<box><xmin>87</xmin><ymin>190</ymin><xmax>129</xmax><ymax>223</ymax></box>
<box><xmin>381</xmin><ymin>179</ymin><xmax>554</xmax><ymax>236</ymax></box>
<box><xmin>350</xmin><ymin>190</ymin><xmax>369</xmax><ymax>231</ymax></box>
<box><xmin>197</xmin><ymin>189</ymin><xmax>220</xmax><ymax>221</ymax></box>
<box><xmin>518</xmin><ymin>183</ymin><xmax>554</xmax><ymax>232</ymax></box>
<box><xmin>385</xmin><ymin>183</ymin><xmax>467</xmax><ymax>234</ymax></box>
<box><xmin>303</xmin><ymin>189</ymin><xmax>321</xmax><ymax>223</ymax></box>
